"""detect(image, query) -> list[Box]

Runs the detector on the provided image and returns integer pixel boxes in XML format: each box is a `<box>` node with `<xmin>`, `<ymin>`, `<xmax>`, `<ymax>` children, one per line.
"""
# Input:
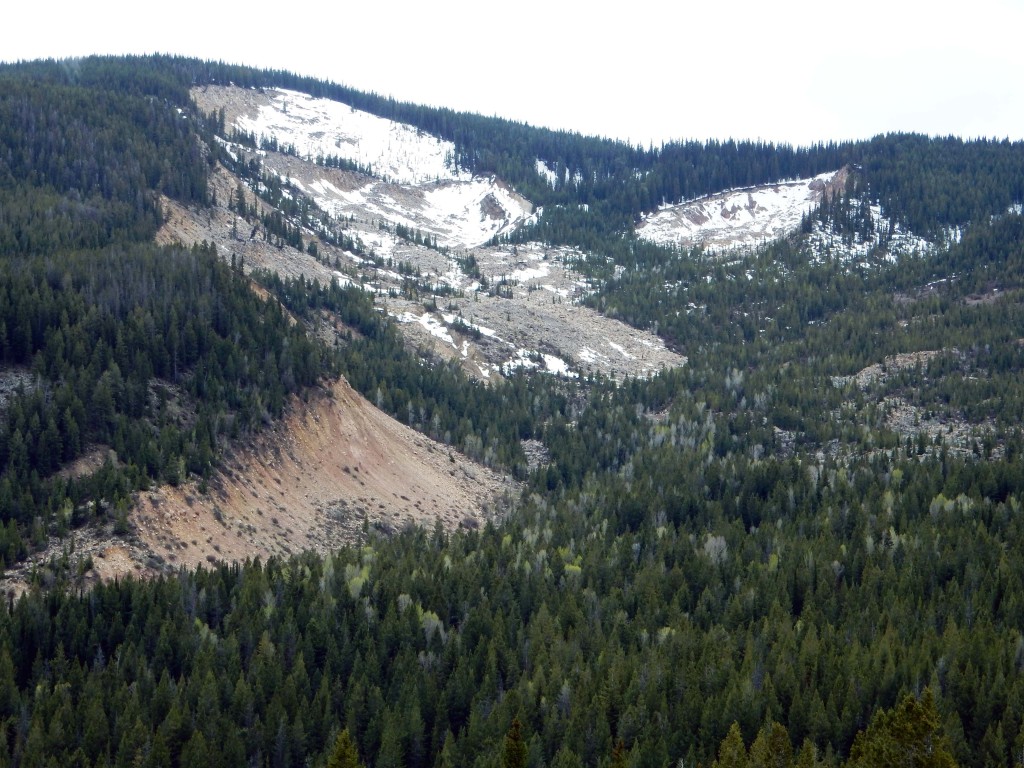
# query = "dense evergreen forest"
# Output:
<box><xmin>1</xmin><ymin>54</ymin><xmax>1024</xmax><ymax>767</ymax></box>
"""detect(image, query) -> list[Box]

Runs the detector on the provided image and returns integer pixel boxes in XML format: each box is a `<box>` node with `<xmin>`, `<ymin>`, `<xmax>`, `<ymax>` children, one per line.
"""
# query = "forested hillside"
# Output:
<box><xmin>0</xmin><ymin>55</ymin><xmax>1023</xmax><ymax>768</ymax></box>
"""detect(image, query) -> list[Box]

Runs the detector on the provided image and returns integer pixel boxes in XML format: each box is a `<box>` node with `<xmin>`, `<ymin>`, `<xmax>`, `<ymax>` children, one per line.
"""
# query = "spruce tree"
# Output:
<box><xmin>327</xmin><ymin>729</ymin><xmax>364</xmax><ymax>768</ymax></box>
<box><xmin>847</xmin><ymin>689</ymin><xmax>957</xmax><ymax>768</ymax></box>
<box><xmin>502</xmin><ymin>718</ymin><xmax>527</xmax><ymax>768</ymax></box>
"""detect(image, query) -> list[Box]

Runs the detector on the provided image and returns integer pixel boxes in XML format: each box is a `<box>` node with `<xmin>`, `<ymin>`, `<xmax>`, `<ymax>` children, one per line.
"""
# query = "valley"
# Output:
<box><xmin>1</xmin><ymin>56</ymin><xmax>1023</xmax><ymax>768</ymax></box>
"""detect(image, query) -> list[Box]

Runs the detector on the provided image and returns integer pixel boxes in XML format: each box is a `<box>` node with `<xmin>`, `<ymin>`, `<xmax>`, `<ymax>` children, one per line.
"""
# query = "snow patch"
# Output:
<box><xmin>502</xmin><ymin>350</ymin><xmax>576</xmax><ymax>378</ymax></box>
<box><xmin>536</xmin><ymin>160</ymin><xmax>558</xmax><ymax>188</ymax></box>
<box><xmin>606</xmin><ymin>340</ymin><xmax>633</xmax><ymax>360</ymax></box>
<box><xmin>396</xmin><ymin>312</ymin><xmax>456</xmax><ymax>348</ymax></box>
<box><xmin>442</xmin><ymin>314</ymin><xmax>497</xmax><ymax>338</ymax></box>
<box><xmin>232</xmin><ymin>88</ymin><xmax>535</xmax><ymax>248</ymax></box>
<box><xmin>541</xmin><ymin>354</ymin><xmax>576</xmax><ymax>377</ymax></box>
<box><xmin>509</xmin><ymin>263</ymin><xmax>550</xmax><ymax>282</ymax></box>
<box><xmin>638</xmin><ymin>171</ymin><xmax>838</xmax><ymax>251</ymax></box>
<box><xmin>238</xmin><ymin>89</ymin><xmax>467</xmax><ymax>185</ymax></box>
<box><xmin>579</xmin><ymin>346</ymin><xmax>609</xmax><ymax>365</ymax></box>
<box><xmin>806</xmin><ymin>201</ymin><xmax>933</xmax><ymax>265</ymax></box>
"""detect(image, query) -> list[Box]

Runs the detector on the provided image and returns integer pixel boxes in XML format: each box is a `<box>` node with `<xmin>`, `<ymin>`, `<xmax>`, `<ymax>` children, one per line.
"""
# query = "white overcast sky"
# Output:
<box><xmin>5</xmin><ymin>0</ymin><xmax>1022</xmax><ymax>148</ymax></box>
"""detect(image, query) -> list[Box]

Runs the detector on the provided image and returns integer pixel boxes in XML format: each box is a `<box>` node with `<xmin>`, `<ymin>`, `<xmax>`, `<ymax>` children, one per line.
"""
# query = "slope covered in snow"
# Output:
<box><xmin>236</xmin><ymin>88</ymin><xmax>466</xmax><ymax>185</ymax></box>
<box><xmin>202</xmin><ymin>86</ymin><xmax>535</xmax><ymax>249</ymax></box>
<box><xmin>637</xmin><ymin>171</ymin><xmax>843</xmax><ymax>251</ymax></box>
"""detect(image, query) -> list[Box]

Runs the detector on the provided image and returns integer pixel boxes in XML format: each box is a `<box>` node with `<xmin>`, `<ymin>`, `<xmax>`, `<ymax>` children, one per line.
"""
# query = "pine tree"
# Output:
<box><xmin>846</xmin><ymin>689</ymin><xmax>957</xmax><ymax>768</ymax></box>
<box><xmin>749</xmin><ymin>722</ymin><xmax>793</xmax><ymax>768</ymax></box>
<box><xmin>610</xmin><ymin>739</ymin><xmax>629</xmax><ymax>768</ymax></box>
<box><xmin>713</xmin><ymin>723</ymin><xmax>750</xmax><ymax>768</ymax></box>
<box><xmin>327</xmin><ymin>729</ymin><xmax>364</xmax><ymax>768</ymax></box>
<box><xmin>502</xmin><ymin>718</ymin><xmax>527</xmax><ymax>768</ymax></box>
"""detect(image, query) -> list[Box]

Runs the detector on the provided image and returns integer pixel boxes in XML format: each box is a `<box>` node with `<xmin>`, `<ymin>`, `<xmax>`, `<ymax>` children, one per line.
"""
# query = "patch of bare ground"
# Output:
<box><xmin>0</xmin><ymin>522</ymin><xmax>158</xmax><ymax>599</ymax></box>
<box><xmin>831</xmin><ymin>350</ymin><xmax>947</xmax><ymax>389</ymax></box>
<box><xmin>0</xmin><ymin>367</ymin><xmax>35</xmax><ymax>415</ymax></box>
<box><xmin>0</xmin><ymin>376</ymin><xmax>514</xmax><ymax>595</ymax></box>
<box><xmin>55</xmin><ymin>446</ymin><xmax>118</xmax><ymax>481</ymax></box>
<box><xmin>964</xmin><ymin>288</ymin><xmax>1003</xmax><ymax>306</ymax></box>
<box><xmin>156</xmin><ymin>164</ymin><xmax>340</xmax><ymax>287</ymax></box>
<box><xmin>520</xmin><ymin>439</ymin><xmax>551</xmax><ymax>473</ymax></box>
<box><xmin>831</xmin><ymin>350</ymin><xmax>999</xmax><ymax>458</ymax></box>
<box><xmin>192</xmin><ymin>85</ymin><xmax>273</xmax><ymax>132</ymax></box>
<box><xmin>130</xmin><ymin>376</ymin><xmax>516</xmax><ymax>574</ymax></box>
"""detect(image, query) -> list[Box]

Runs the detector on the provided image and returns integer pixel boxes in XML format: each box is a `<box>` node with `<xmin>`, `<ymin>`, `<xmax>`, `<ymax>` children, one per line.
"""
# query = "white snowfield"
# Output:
<box><xmin>637</xmin><ymin>171</ymin><xmax>839</xmax><ymax>251</ymax></box>
<box><xmin>237</xmin><ymin>88</ymin><xmax>466</xmax><ymax>185</ymax></box>
<box><xmin>236</xmin><ymin>89</ymin><xmax>534</xmax><ymax>248</ymax></box>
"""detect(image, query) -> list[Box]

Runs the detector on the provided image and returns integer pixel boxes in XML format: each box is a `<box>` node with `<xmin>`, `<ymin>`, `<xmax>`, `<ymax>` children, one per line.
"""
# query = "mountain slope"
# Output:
<box><xmin>134</xmin><ymin>378</ymin><xmax>513</xmax><ymax>571</ymax></box>
<box><xmin>198</xmin><ymin>85</ymin><xmax>536</xmax><ymax>248</ymax></box>
<box><xmin>178</xmin><ymin>86</ymin><xmax>686</xmax><ymax>381</ymax></box>
<box><xmin>7</xmin><ymin>55</ymin><xmax>1024</xmax><ymax>768</ymax></box>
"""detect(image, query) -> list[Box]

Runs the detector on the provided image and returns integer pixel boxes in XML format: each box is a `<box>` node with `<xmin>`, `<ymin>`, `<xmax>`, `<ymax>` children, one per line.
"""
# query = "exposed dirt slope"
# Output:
<box><xmin>130</xmin><ymin>376</ymin><xmax>514</xmax><ymax>575</ymax></box>
<box><xmin>2</xmin><ymin>377</ymin><xmax>513</xmax><ymax>592</ymax></box>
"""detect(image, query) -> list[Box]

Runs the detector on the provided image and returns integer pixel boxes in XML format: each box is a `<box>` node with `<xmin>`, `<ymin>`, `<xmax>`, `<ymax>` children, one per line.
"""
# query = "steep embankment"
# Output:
<box><xmin>3</xmin><ymin>377</ymin><xmax>513</xmax><ymax>591</ymax></box>
<box><xmin>130</xmin><ymin>376</ymin><xmax>514</xmax><ymax>574</ymax></box>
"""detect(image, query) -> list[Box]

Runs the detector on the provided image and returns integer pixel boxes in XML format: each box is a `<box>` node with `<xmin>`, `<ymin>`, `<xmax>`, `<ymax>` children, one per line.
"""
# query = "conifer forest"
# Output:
<box><xmin>0</xmin><ymin>55</ymin><xmax>1023</xmax><ymax>767</ymax></box>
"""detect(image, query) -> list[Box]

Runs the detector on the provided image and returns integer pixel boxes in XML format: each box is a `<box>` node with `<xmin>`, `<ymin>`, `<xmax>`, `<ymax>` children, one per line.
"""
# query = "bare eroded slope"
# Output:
<box><xmin>132</xmin><ymin>377</ymin><xmax>514</xmax><ymax>574</ymax></box>
<box><xmin>3</xmin><ymin>377</ymin><xmax>513</xmax><ymax>591</ymax></box>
